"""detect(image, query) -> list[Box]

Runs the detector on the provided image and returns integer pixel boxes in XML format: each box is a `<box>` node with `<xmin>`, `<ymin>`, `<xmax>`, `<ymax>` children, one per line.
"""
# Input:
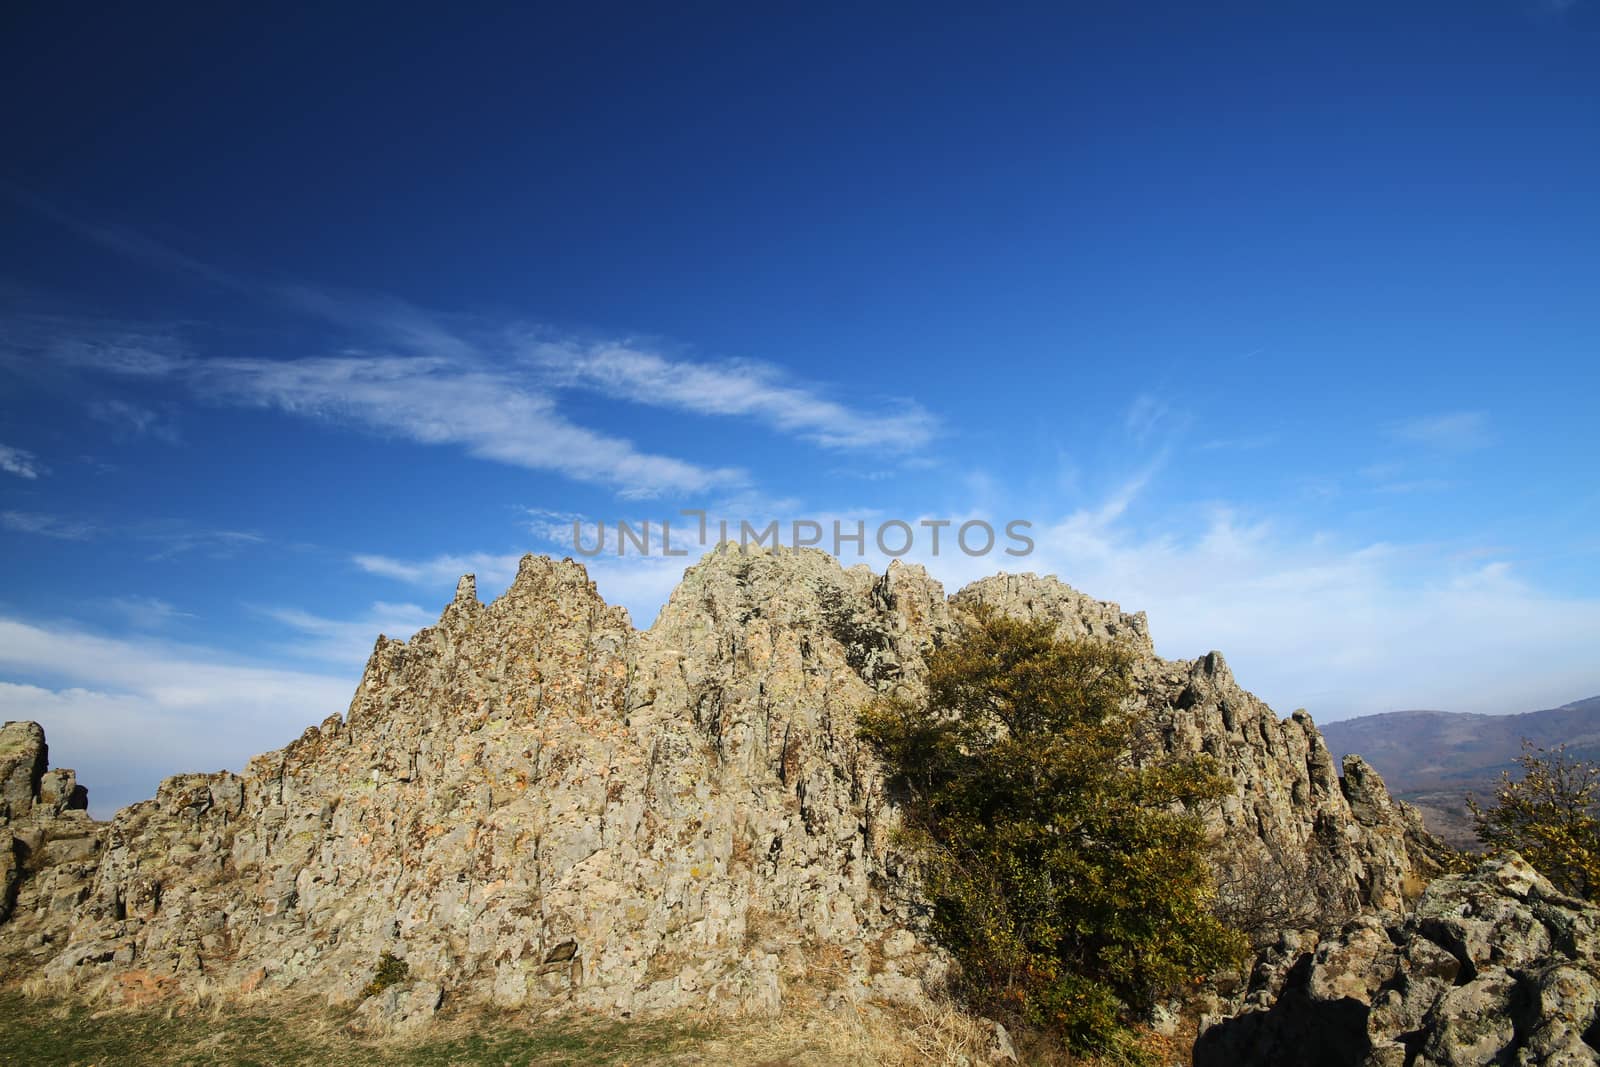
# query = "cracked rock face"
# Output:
<box><xmin>1</xmin><ymin>721</ymin><xmax>96</xmax><ymax>932</ymax></box>
<box><xmin>1196</xmin><ymin>854</ymin><xmax>1600</xmax><ymax>1067</ymax></box>
<box><xmin>1</xmin><ymin>548</ymin><xmax>1443</xmax><ymax>1025</ymax></box>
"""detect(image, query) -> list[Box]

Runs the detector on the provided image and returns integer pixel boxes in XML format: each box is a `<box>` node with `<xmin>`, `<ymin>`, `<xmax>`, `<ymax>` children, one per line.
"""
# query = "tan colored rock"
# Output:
<box><xmin>0</xmin><ymin>549</ymin><xmax>1445</xmax><ymax>1026</ymax></box>
<box><xmin>1</xmin><ymin>722</ymin><xmax>47</xmax><ymax>821</ymax></box>
<box><xmin>351</xmin><ymin>980</ymin><xmax>443</xmax><ymax>1035</ymax></box>
<box><xmin>0</xmin><ymin>721</ymin><xmax>100</xmax><ymax>933</ymax></box>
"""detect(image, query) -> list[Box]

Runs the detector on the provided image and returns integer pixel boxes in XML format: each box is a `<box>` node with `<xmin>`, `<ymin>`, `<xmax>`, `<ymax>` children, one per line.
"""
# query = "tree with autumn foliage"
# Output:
<box><xmin>860</xmin><ymin>607</ymin><xmax>1246</xmax><ymax>1063</ymax></box>
<box><xmin>1469</xmin><ymin>741</ymin><xmax>1600</xmax><ymax>900</ymax></box>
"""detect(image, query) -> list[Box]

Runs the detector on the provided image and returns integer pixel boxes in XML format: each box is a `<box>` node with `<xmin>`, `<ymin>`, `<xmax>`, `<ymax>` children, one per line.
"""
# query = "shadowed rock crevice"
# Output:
<box><xmin>1194</xmin><ymin>965</ymin><xmax>1374</xmax><ymax>1067</ymax></box>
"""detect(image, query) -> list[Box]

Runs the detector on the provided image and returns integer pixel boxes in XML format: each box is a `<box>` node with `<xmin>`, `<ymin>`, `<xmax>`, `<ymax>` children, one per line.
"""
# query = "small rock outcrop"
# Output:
<box><xmin>0</xmin><ymin>549</ymin><xmax>1445</xmax><ymax>1030</ymax></box>
<box><xmin>0</xmin><ymin>721</ymin><xmax>97</xmax><ymax>931</ymax></box>
<box><xmin>1196</xmin><ymin>853</ymin><xmax>1600</xmax><ymax>1066</ymax></box>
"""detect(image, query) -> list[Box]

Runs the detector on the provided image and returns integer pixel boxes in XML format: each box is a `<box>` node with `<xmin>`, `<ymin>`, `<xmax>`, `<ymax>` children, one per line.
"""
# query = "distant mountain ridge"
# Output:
<box><xmin>1321</xmin><ymin>695</ymin><xmax>1600</xmax><ymax>848</ymax></box>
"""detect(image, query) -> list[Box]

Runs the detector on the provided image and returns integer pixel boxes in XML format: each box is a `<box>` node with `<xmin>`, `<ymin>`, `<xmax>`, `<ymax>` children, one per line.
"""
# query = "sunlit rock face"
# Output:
<box><xmin>1</xmin><ymin>720</ymin><xmax>95</xmax><ymax>931</ymax></box>
<box><xmin>0</xmin><ymin>548</ymin><xmax>1442</xmax><ymax>1027</ymax></box>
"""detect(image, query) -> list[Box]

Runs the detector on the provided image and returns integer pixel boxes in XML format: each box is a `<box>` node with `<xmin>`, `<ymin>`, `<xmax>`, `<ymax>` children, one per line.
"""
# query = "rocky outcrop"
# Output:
<box><xmin>1</xmin><ymin>722</ymin><xmax>49</xmax><ymax>822</ymax></box>
<box><xmin>0</xmin><ymin>721</ymin><xmax>97</xmax><ymax>934</ymax></box>
<box><xmin>1196</xmin><ymin>853</ymin><xmax>1600</xmax><ymax>1066</ymax></box>
<box><xmin>0</xmin><ymin>548</ymin><xmax>1443</xmax><ymax>1029</ymax></box>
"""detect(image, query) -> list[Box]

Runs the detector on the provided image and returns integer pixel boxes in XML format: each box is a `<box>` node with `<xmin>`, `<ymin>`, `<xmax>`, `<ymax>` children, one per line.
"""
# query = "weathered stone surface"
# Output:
<box><xmin>983</xmin><ymin>1018</ymin><xmax>1018</xmax><ymax>1062</ymax></box>
<box><xmin>1196</xmin><ymin>854</ymin><xmax>1600</xmax><ymax>1066</ymax></box>
<box><xmin>350</xmin><ymin>979</ymin><xmax>444</xmax><ymax>1035</ymax></box>
<box><xmin>0</xmin><ymin>832</ymin><xmax>15</xmax><ymax>927</ymax></box>
<box><xmin>0</xmin><ymin>721</ymin><xmax>98</xmax><ymax>931</ymax></box>
<box><xmin>0</xmin><ymin>722</ymin><xmax>47</xmax><ymax>821</ymax></box>
<box><xmin>0</xmin><ymin>549</ymin><xmax>1445</xmax><ymax>1028</ymax></box>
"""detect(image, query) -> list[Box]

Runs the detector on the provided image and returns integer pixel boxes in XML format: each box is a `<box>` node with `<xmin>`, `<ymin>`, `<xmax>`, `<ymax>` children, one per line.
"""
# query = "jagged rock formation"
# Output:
<box><xmin>0</xmin><ymin>548</ymin><xmax>1444</xmax><ymax>1033</ymax></box>
<box><xmin>0</xmin><ymin>722</ymin><xmax>97</xmax><ymax>931</ymax></box>
<box><xmin>1195</xmin><ymin>853</ymin><xmax>1600</xmax><ymax>1066</ymax></box>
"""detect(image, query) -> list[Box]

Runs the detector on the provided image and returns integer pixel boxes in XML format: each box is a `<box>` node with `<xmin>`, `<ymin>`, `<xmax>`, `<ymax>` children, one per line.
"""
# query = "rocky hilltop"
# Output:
<box><xmin>1</xmin><ymin>548</ymin><xmax>1446</xmax><ymax>1036</ymax></box>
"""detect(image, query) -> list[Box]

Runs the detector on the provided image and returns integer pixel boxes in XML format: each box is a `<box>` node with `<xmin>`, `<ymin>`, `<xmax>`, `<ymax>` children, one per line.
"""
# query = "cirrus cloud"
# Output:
<box><xmin>0</xmin><ymin>443</ymin><xmax>43</xmax><ymax>479</ymax></box>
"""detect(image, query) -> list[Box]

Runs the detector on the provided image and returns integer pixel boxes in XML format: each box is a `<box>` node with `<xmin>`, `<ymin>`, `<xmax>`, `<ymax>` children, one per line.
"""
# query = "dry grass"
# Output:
<box><xmin>1</xmin><ymin>985</ymin><xmax>709</xmax><ymax>1066</ymax></box>
<box><xmin>704</xmin><ymin>991</ymin><xmax>1010</xmax><ymax>1066</ymax></box>
<box><xmin>0</xmin><ymin>979</ymin><xmax>1053</xmax><ymax>1066</ymax></box>
<box><xmin>0</xmin><ymin>975</ymin><xmax>1195</xmax><ymax>1065</ymax></box>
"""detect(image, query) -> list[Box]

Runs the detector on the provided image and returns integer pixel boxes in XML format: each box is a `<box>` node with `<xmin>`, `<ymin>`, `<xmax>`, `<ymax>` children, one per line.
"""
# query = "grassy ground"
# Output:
<box><xmin>0</xmin><ymin>988</ymin><xmax>1036</xmax><ymax>1066</ymax></box>
<box><xmin>0</xmin><ymin>990</ymin><xmax>727</xmax><ymax>1067</ymax></box>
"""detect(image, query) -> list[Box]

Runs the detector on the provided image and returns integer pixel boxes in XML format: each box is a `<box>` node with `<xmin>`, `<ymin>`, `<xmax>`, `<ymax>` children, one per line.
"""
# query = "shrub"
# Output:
<box><xmin>362</xmin><ymin>951</ymin><xmax>410</xmax><ymax>999</ymax></box>
<box><xmin>1469</xmin><ymin>741</ymin><xmax>1600</xmax><ymax>899</ymax></box>
<box><xmin>860</xmin><ymin>607</ymin><xmax>1246</xmax><ymax>1062</ymax></box>
<box><xmin>1211</xmin><ymin>842</ymin><xmax>1356</xmax><ymax>948</ymax></box>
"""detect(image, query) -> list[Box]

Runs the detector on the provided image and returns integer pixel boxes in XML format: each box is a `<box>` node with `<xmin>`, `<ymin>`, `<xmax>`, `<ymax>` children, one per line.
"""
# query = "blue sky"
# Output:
<box><xmin>2</xmin><ymin>2</ymin><xmax>1597</xmax><ymax>814</ymax></box>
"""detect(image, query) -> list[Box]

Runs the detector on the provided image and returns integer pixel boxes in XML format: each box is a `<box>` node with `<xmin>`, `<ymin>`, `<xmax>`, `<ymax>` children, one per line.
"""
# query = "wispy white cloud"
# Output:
<box><xmin>87</xmin><ymin>399</ymin><xmax>180</xmax><ymax>443</ymax></box>
<box><xmin>529</xmin><ymin>340</ymin><xmax>937</xmax><ymax>451</ymax></box>
<box><xmin>260</xmin><ymin>600</ymin><xmax>436</xmax><ymax>666</ymax></box>
<box><xmin>0</xmin><ymin>615</ymin><xmax>353</xmax><ymax>816</ymax></box>
<box><xmin>1198</xmin><ymin>434</ymin><xmax>1276</xmax><ymax>452</ymax></box>
<box><xmin>1389</xmin><ymin>411</ymin><xmax>1491</xmax><ymax>452</ymax></box>
<box><xmin>1</xmin><ymin>510</ymin><xmax>97</xmax><ymax>540</ymax></box>
<box><xmin>2</xmin><ymin>192</ymin><xmax>471</xmax><ymax>365</ymax></box>
<box><xmin>519</xmin><ymin>506</ymin><xmax>724</xmax><ymax>556</ymax></box>
<box><xmin>1</xmin><ymin>185</ymin><xmax>245</xmax><ymax>295</ymax></box>
<box><xmin>275</xmin><ymin>285</ymin><xmax>480</xmax><ymax>361</ymax></box>
<box><xmin>2</xmin><ymin>313</ymin><xmax>748</xmax><ymax>497</ymax></box>
<box><xmin>353</xmin><ymin>550</ymin><xmax>526</xmax><ymax>590</ymax></box>
<box><xmin>2</xmin><ymin>203</ymin><xmax>939</xmax><ymax>490</ymax></box>
<box><xmin>0</xmin><ymin>313</ymin><xmax>188</xmax><ymax>378</ymax></box>
<box><xmin>581</xmin><ymin>556</ymin><xmax>702</xmax><ymax>627</ymax></box>
<box><xmin>0</xmin><ymin>443</ymin><xmax>43</xmax><ymax>479</ymax></box>
<box><xmin>101</xmin><ymin>595</ymin><xmax>194</xmax><ymax>629</ymax></box>
<box><xmin>137</xmin><ymin>525</ymin><xmax>263</xmax><ymax>561</ymax></box>
<box><xmin>1123</xmin><ymin>393</ymin><xmax>1171</xmax><ymax>442</ymax></box>
<box><xmin>188</xmin><ymin>354</ymin><xmax>742</xmax><ymax>496</ymax></box>
<box><xmin>1357</xmin><ymin>462</ymin><xmax>1454</xmax><ymax>495</ymax></box>
<box><xmin>522</xmin><ymin>507</ymin><xmax>590</xmax><ymax>548</ymax></box>
<box><xmin>1</xmin><ymin>509</ymin><xmax>262</xmax><ymax>557</ymax></box>
<box><xmin>1371</xmin><ymin>478</ymin><xmax>1454</xmax><ymax>495</ymax></box>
